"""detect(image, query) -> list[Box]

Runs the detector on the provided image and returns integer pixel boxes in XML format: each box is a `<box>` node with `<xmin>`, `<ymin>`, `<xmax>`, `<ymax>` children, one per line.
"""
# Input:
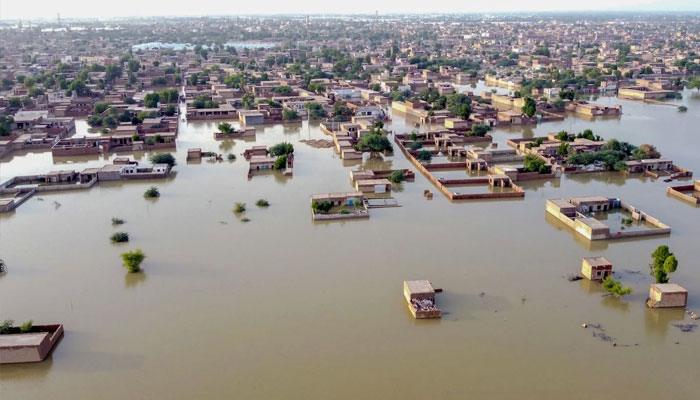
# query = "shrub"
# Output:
<box><xmin>678</xmin><ymin>105</ymin><xmax>688</xmax><ymax>112</ymax></box>
<box><xmin>121</xmin><ymin>250</ymin><xmax>145</xmax><ymax>273</ymax></box>
<box><xmin>233</xmin><ymin>202</ymin><xmax>246</xmax><ymax>213</ymax></box>
<box><xmin>111</xmin><ymin>217</ymin><xmax>126</xmax><ymax>225</ymax></box>
<box><xmin>144</xmin><ymin>186</ymin><xmax>160</xmax><ymax>198</ymax></box>
<box><xmin>241</xmin><ymin>217</ymin><xmax>250</xmax><ymax>223</ymax></box>
<box><xmin>602</xmin><ymin>276</ymin><xmax>632</xmax><ymax>297</ymax></box>
<box><xmin>20</xmin><ymin>320</ymin><xmax>33</xmax><ymax>333</ymax></box>
<box><xmin>149</xmin><ymin>153</ymin><xmax>176</xmax><ymax>166</ymax></box>
<box><xmin>110</xmin><ymin>232</ymin><xmax>130</xmax><ymax>243</ymax></box>
<box><xmin>410</xmin><ymin>141</ymin><xmax>423</xmax><ymax>151</ymax></box>
<box><xmin>388</xmin><ymin>170</ymin><xmax>406</xmax><ymax>183</ymax></box>
<box><xmin>274</xmin><ymin>155</ymin><xmax>288</xmax><ymax>170</ymax></box>
<box><xmin>227</xmin><ymin>153</ymin><xmax>236</xmax><ymax>161</ymax></box>
<box><xmin>0</xmin><ymin>320</ymin><xmax>13</xmax><ymax>334</ymax></box>
<box><xmin>417</xmin><ymin>150</ymin><xmax>432</xmax><ymax>161</ymax></box>
<box><xmin>0</xmin><ymin>258</ymin><xmax>5</xmax><ymax>274</ymax></box>
<box><xmin>256</xmin><ymin>199</ymin><xmax>270</xmax><ymax>207</ymax></box>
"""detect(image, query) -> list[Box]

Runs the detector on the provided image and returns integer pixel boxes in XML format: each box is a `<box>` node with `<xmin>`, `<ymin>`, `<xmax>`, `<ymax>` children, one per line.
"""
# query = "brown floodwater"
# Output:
<box><xmin>1</xmin><ymin>87</ymin><xmax>700</xmax><ymax>399</ymax></box>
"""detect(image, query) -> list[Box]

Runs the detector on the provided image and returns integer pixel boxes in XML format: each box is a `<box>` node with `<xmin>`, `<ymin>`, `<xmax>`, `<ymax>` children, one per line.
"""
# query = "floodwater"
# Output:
<box><xmin>1</xmin><ymin>88</ymin><xmax>700</xmax><ymax>399</ymax></box>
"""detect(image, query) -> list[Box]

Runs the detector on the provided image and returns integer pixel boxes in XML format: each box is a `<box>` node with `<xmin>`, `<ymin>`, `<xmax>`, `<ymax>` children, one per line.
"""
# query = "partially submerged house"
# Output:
<box><xmin>647</xmin><ymin>284</ymin><xmax>688</xmax><ymax>308</ymax></box>
<box><xmin>546</xmin><ymin>197</ymin><xmax>671</xmax><ymax>241</ymax></box>
<box><xmin>0</xmin><ymin>324</ymin><xmax>64</xmax><ymax>364</ymax></box>
<box><xmin>403</xmin><ymin>280</ymin><xmax>442</xmax><ymax>319</ymax></box>
<box><xmin>581</xmin><ymin>257</ymin><xmax>612</xmax><ymax>281</ymax></box>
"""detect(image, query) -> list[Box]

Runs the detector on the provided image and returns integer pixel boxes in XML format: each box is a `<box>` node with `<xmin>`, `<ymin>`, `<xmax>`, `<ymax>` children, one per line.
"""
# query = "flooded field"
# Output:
<box><xmin>1</xmin><ymin>90</ymin><xmax>700</xmax><ymax>399</ymax></box>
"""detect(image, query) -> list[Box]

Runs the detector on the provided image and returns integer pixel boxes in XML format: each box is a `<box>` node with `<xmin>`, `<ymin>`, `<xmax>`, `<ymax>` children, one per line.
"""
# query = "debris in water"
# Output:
<box><xmin>479</xmin><ymin>292</ymin><xmax>485</xmax><ymax>297</ymax></box>
<box><xmin>568</xmin><ymin>274</ymin><xmax>583</xmax><ymax>282</ymax></box>
<box><xmin>673</xmin><ymin>323</ymin><xmax>697</xmax><ymax>333</ymax></box>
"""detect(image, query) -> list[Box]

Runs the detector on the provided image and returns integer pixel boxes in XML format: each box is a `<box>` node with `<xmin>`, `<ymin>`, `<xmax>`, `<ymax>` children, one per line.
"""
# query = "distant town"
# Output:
<box><xmin>0</xmin><ymin>11</ymin><xmax>699</xmax><ymax>399</ymax></box>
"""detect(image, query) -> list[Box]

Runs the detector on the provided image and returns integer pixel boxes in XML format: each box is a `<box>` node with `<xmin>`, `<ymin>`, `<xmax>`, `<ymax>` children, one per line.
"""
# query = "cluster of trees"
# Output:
<box><xmin>145</xmin><ymin>88</ymin><xmax>179</xmax><ymax>107</ymax></box>
<box><xmin>271</xmin><ymin>86</ymin><xmax>293</xmax><ymax>95</ymax></box>
<box><xmin>192</xmin><ymin>95</ymin><xmax>219</xmax><ymax>109</ymax></box>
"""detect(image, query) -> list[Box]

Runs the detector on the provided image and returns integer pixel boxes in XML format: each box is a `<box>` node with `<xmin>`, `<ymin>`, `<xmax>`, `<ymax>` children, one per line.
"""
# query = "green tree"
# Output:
<box><xmin>687</xmin><ymin>77</ymin><xmax>700</xmax><ymax>91</ymax></box>
<box><xmin>282</xmin><ymin>109</ymin><xmax>299</xmax><ymax>120</ymax></box>
<box><xmin>144</xmin><ymin>92</ymin><xmax>160</xmax><ymax>108</ymax></box>
<box><xmin>269</xmin><ymin>142</ymin><xmax>294</xmax><ymax>156</ymax></box>
<box><xmin>650</xmin><ymin>245</ymin><xmax>679</xmax><ymax>284</ymax></box>
<box><xmin>241</xmin><ymin>94</ymin><xmax>255</xmax><ymax>109</ymax></box>
<box><xmin>306</xmin><ymin>102</ymin><xmax>326</xmax><ymax>119</ymax></box>
<box><xmin>522</xmin><ymin>97</ymin><xmax>537</xmax><ymax>117</ymax></box>
<box><xmin>274</xmin><ymin>154</ymin><xmax>288</xmax><ymax>170</ymax></box>
<box><xmin>602</xmin><ymin>276</ymin><xmax>632</xmax><ymax>297</ymax></box>
<box><xmin>388</xmin><ymin>170</ymin><xmax>405</xmax><ymax>183</ymax></box>
<box><xmin>355</xmin><ymin>133</ymin><xmax>392</xmax><ymax>153</ymax></box>
<box><xmin>149</xmin><ymin>153</ymin><xmax>176</xmax><ymax>166</ymax></box>
<box><xmin>523</xmin><ymin>154</ymin><xmax>551</xmax><ymax>173</ymax></box>
<box><xmin>217</xmin><ymin>122</ymin><xmax>233</xmax><ymax>134</ymax></box>
<box><xmin>121</xmin><ymin>250</ymin><xmax>145</xmax><ymax>273</ymax></box>
<box><xmin>417</xmin><ymin>150</ymin><xmax>432</xmax><ymax>161</ymax></box>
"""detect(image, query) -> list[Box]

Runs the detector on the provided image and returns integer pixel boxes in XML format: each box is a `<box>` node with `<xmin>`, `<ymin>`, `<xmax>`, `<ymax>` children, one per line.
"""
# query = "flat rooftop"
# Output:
<box><xmin>0</xmin><ymin>332</ymin><xmax>48</xmax><ymax>348</ymax></box>
<box><xmin>652</xmin><ymin>283</ymin><xmax>687</xmax><ymax>293</ymax></box>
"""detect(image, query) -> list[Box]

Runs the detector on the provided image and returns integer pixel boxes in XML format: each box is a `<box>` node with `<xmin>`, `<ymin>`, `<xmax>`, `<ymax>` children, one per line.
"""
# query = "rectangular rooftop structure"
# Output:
<box><xmin>0</xmin><ymin>324</ymin><xmax>64</xmax><ymax>364</ymax></box>
<box><xmin>647</xmin><ymin>284</ymin><xmax>688</xmax><ymax>308</ymax></box>
<box><xmin>582</xmin><ymin>257</ymin><xmax>612</xmax><ymax>281</ymax></box>
<box><xmin>403</xmin><ymin>280</ymin><xmax>442</xmax><ymax>319</ymax></box>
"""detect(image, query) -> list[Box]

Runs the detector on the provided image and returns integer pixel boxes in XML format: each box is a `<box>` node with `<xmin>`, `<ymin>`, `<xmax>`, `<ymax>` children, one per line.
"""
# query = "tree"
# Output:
<box><xmin>687</xmin><ymin>77</ymin><xmax>700</xmax><ymax>91</ymax></box>
<box><xmin>417</xmin><ymin>150</ymin><xmax>432</xmax><ymax>161</ymax></box>
<box><xmin>94</xmin><ymin>102</ymin><xmax>110</xmax><ymax>115</ymax></box>
<box><xmin>217</xmin><ymin>122</ymin><xmax>233</xmax><ymax>134</ymax></box>
<box><xmin>388</xmin><ymin>170</ymin><xmax>405</xmax><ymax>183</ymax></box>
<box><xmin>144</xmin><ymin>186</ymin><xmax>160</xmax><ymax>198</ymax></box>
<box><xmin>355</xmin><ymin>133</ymin><xmax>392</xmax><ymax>153</ymax></box>
<box><xmin>149</xmin><ymin>153</ymin><xmax>176</xmax><ymax>166</ymax></box>
<box><xmin>0</xmin><ymin>258</ymin><xmax>5</xmax><ymax>274</ymax></box>
<box><xmin>241</xmin><ymin>94</ymin><xmax>255</xmax><ymax>109</ymax></box>
<box><xmin>269</xmin><ymin>142</ymin><xmax>294</xmax><ymax>156</ymax></box>
<box><xmin>634</xmin><ymin>144</ymin><xmax>660</xmax><ymax>160</ymax></box>
<box><xmin>650</xmin><ymin>245</ymin><xmax>678</xmax><ymax>284</ymax></box>
<box><xmin>522</xmin><ymin>97</ymin><xmax>537</xmax><ymax>118</ymax></box>
<box><xmin>602</xmin><ymin>276</ymin><xmax>632</xmax><ymax>297</ymax></box>
<box><xmin>121</xmin><ymin>250</ymin><xmax>145</xmax><ymax>273</ymax></box>
<box><xmin>144</xmin><ymin>92</ymin><xmax>160</xmax><ymax>108</ymax></box>
<box><xmin>523</xmin><ymin>154</ymin><xmax>551</xmax><ymax>173</ymax></box>
<box><xmin>282</xmin><ymin>109</ymin><xmax>299</xmax><ymax>121</ymax></box>
<box><xmin>0</xmin><ymin>115</ymin><xmax>14</xmax><ymax>136</ymax></box>
<box><xmin>306</xmin><ymin>102</ymin><xmax>326</xmax><ymax>119</ymax></box>
<box><xmin>274</xmin><ymin>154</ymin><xmax>288</xmax><ymax>170</ymax></box>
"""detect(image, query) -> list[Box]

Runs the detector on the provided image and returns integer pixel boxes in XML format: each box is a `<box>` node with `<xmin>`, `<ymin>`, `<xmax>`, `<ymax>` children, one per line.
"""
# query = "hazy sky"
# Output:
<box><xmin>1</xmin><ymin>0</ymin><xmax>699</xmax><ymax>20</ymax></box>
